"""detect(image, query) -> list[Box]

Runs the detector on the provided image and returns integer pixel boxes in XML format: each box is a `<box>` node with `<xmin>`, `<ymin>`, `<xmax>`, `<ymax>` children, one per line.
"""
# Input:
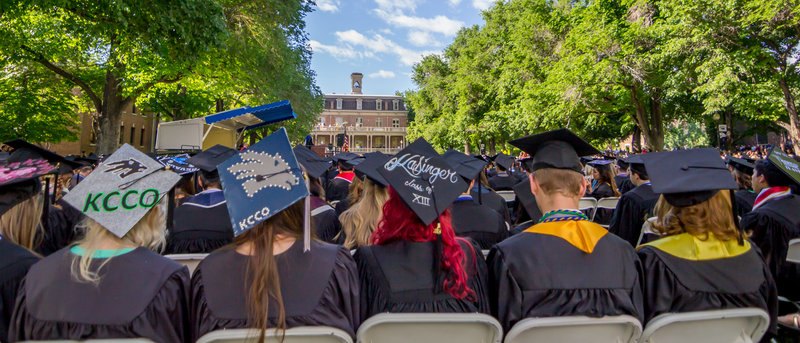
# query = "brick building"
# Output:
<box><xmin>49</xmin><ymin>102</ymin><xmax>158</xmax><ymax>156</ymax></box>
<box><xmin>310</xmin><ymin>73</ymin><xmax>407</xmax><ymax>155</ymax></box>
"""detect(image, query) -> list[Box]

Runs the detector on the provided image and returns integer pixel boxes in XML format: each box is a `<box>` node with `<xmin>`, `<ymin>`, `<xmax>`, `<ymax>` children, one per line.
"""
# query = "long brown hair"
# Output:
<box><xmin>346</xmin><ymin>176</ymin><xmax>364</xmax><ymax>205</ymax></box>
<box><xmin>231</xmin><ymin>200</ymin><xmax>305</xmax><ymax>343</ymax></box>
<box><xmin>733</xmin><ymin>169</ymin><xmax>752</xmax><ymax>191</ymax></box>
<box><xmin>651</xmin><ymin>191</ymin><xmax>740</xmax><ymax>241</ymax></box>
<box><xmin>593</xmin><ymin>164</ymin><xmax>620</xmax><ymax>197</ymax></box>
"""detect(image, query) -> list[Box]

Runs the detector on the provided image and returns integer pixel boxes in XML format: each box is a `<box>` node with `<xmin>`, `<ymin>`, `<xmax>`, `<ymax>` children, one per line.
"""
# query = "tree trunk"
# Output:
<box><xmin>778</xmin><ymin>77</ymin><xmax>800</xmax><ymax>155</ymax></box>
<box><xmin>464</xmin><ymin>140</ymin><xmax>470</xmax><ymax>155</ymax></box>
<box><xmin>627</xmin><ymin>85</ymin><xmax>665</xmax><ymax>152</ymax></box>
<box><xmin>632</xmin><ymin>126</ymin><xmax>642</xmax><ymax>153</ymax></box>
<box><xmin>95</xmin><ymin>68</ymin><xmax>126</xmax><ymax>155</ymax></box>
<box><xmin>489</xmin><ymin>137</ymin><xmax>496</xmax><ymax>155</ymax></box>
<box><xmin>216</xmin><ymin>98</ymin><xmax>225</xmax><ymax>112</ymax></box>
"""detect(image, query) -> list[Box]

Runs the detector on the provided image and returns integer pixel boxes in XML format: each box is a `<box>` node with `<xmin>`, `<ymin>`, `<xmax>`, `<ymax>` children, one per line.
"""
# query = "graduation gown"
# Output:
<box><xmin>614</xmin><ymin>174</ymin><xmax>634</xmax><ymax>195</ymax></box>
<box><xmin>10</xmin><ymin>247</ymin><xmax>190</xmax><ymax>343</ymax></box>
<box><xmin>471</xmin><ymin>186</ymin><xmax>511</xmax><ymax>225</ymax></box>
<box><xmin>488</xmin><ymin>213</ymin><xmax>643</xmax><ymax>332</ymax></box>
<box><xmin>37</xmin><ymin>199</ymin><xmax>85</xmax><ymax>256</ymax></box>
<box><xmin>741</xmin><ymin>195</ymin><xmax>800</xmax><ymax>300</ymax></box>
<box><xmin>354</xmin><ymin>239</ymin><xmax>490</xmax><ymax>319</ymax></box>
<box><xmin>734</xmin><ymin>189</ymin><xmax>756</xmax><ymax>218</ymax></box>
<box><xmin>450</xmin><ymin>196</ymin><xmax>508</xmax><ymax>249</ymax></box>
<box><xmin>326</xmin><ymin>172</ymin><xmax>354</xmax><ymax>203</ymax></box>
<box><xmin>0</xmin><ymin>238</ymin><xmax>38</xmax><ymax>342</ymax></box>
<box><xmin>166</xmin><ymin>189</ymin><xmax>233</xmax><ymax>254</ymax></box>
<box><xmin>587</xmin><ymin>182</ymin><xmax>616</xmax><ymax>225</ymax></box>
<box><xmin>608</xmin><ymin>183</ymin><xmax>659</xmax><ymax>247</ymax></box>
<box><xmin>512</xmin><ymin>178</ymin><xmax>542</xmax><ymax>225</ymax></box>
<box><xmin>488</xmin><ymin>173</ymin><xmax>519</xmax><ymax>191</ymax></box>
<box><xmin>191</xmin><ymin>241</ymin><xmax>359</xmax><ymax>339</ymax></box>
<box><xmin>310</xmin><ymin>196</ymin><xmax>344</xmax><ymax>244</ymax></box>
<box><xmin>637</xmin><ymin>233</ymin><xmax>777</xmax><ymax>335</ymax></box>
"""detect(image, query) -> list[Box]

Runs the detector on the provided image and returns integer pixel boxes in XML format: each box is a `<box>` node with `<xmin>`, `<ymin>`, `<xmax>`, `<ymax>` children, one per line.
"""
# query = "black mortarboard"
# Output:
<box><xmin>293</xmin><ymin>145</ymin><xmax>332</xmax><ymax>179</ymax></box>
<box><xmin>77</xmin><ymin>153</ymin><xmax>100</xmax><ymax>166</ymax></box>
<box><xmin>642</xmin><ymin>148</ymin><xmax>737</xmax><ymax>207</ymax></box>
<box><xmin>494</xmin><ymin>154</ymin><xmax>515</xmax><ymax>170</ymax></box>
<box><xmin>0</xmin><ymin>152</ymin><xmax>8</xmax><ymax>163</ymax></box>
<box><xmin>355</xmin><ymin>152</ymin><xmax>391</xmax><ymax>186</ymax></box>
<box><xmin>513</xmin><ymin>178</ymin><xmax>542</xmax><ymax>221</ymax></box>
<box><xmin>623</xmin><ymin>154</ymin><xmax>644</xmax><ymax>165</ymax></box>
<box><xmin>379</xmin><ymin>138</ymin><xmax>467</xmax><ymax>225</ymax></box>
<box><xmin>4</xmin><ymin>139</ymin><xmax>80</xmax><ymax>173</ymax></box>
<box><xmin>442</xmin><ymin>149</ymin><xmax>487</xmax><ymax>181</ymax></box>
<box><xmin>587</xmin><ymin>159</ymin><xmax>613</xmax><ymax>167</ymax></box>
<box><xmin>0</xmin><ymin>158</ymin><xmax>55</xmax><ymax>215</ymax></box>
<box><xmin>767</xmin><ymin>148</ymin><xmax>800</xmax><ymax>186</ymax></box>
<box><xmin>185</xmin><ymin>145</ymin><xmax>238</xmax><ymax>173</ymax></box>
<box><xmin>509</xmin><ymin>128</ymin><xmax>601</xmax><ymax>173</ymax></box>
<box><xmin>580</xmin><ymin>156</ymin><xmax>596</xmax><ymax>165</ymax></box>
<box><xmin>727</xmin><ymin>156</ymin><xmax>755</xmax><ymax>175</ymax></box>
<box><xmin>332</xmin><ymin>152</ymin><xmax>365</xmax><ymax>166</ymax></box>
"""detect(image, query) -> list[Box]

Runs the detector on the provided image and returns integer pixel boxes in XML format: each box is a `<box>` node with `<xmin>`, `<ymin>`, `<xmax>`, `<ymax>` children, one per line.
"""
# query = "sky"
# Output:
<box><xmin>306</xmin><ymin>0</ymin><xmax>490</xmax><ymax>96</ymax></box>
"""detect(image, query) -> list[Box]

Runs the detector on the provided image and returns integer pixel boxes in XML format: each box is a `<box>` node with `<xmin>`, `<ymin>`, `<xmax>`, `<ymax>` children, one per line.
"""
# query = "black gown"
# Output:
<box><xmin>587</xmin><ymin>182</ymin><xmax>616</xmax><ymax>225</ymax></box>
<box><xmin>608</xmin><ymin>183</ymin><xmax>659</xmax><ymax>247</ymax></box>
<box><xmin>325</xmin><ymin>172</ymin><xmax>354</xmax><ymax>203</ymax></box>
<box><xmin>512</xmin><ymin>178</ymin><xmax>542</xmax><ymax>225</ymax></box>
<box><xmin>354</xmin><ymin>239</ymin><xmax>490</xmax><ymax>320</ymax></box>
<box><xmin>0</xmin><ymin>239</ymin><xmax>38</xmax><ymax>342</ymax></box>
<box><xmin>37</xmin><ymin>199</ymin><xmax>85</xmax><ymax>256</ymax></box>
<box><xmin>191</xmin><ymin>241</ymin><xmax>359</xmax><ymax>340</ymax></box>
<box><xmin>488</xmin><ymin>173</ymin><xmax>519</xmax><ymax>191</ymax></box>
<box><xmin>488</xmin><ymin>214</ymin><xmax>643</xmax><ymax>332</ymax></box>
<box><xmin>450</xmin><ymin>196</ymin><xmax>508</xmax><ymax>249</ymax></box>
<box><xmin>10</xmin><ymin>247</ymin><xmax>190</xmax><ymax>343</ymax></box>
<box><xmin>741</xmin><ymin>195</ymin><xmax>800</xmax><ymax>300</ymax></box>
<box><xmin>614</xmin><ymin>174</ymin><xmax>634</xmax><ymax>195</ymax></box>
<box><xmin>638</xmin><ymin>233</ymin><xmax>777</xmax><ymax>336</ymax></box>
<box><xmin>166</xmin><ymin>189</ymin><xmax>233</xmax><ymax>254</ymax></box>
<box><xmin>471</xmin><ymin>186</ymin><xmax>511</xmax><ymax>225</ymax></box>
<box><xmin>734</xmin><ymin>189</ymin><xmax>757</xmax><ymax>218</ymax></box>
<box><xmin>310</xmin><ymin>196</ymin><xmax>344</xmax><ymax>244</ymax></box>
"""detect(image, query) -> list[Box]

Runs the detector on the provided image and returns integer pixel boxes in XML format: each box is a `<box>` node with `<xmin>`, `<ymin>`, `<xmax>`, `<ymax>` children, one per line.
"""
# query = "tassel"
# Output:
<box><xmin>303</xmin><ymin>174</ymin><xmax>312</xmax><ymax>252</ymax></box>
<box><xmin>730</xmin><ymin>189</ymin><xmax>744</xmax><ymax>245</ymax></box>
<box><xmin>432</xmin><ymin>221</ymin><xmax>443</xmax><ymax>294</ymax></box>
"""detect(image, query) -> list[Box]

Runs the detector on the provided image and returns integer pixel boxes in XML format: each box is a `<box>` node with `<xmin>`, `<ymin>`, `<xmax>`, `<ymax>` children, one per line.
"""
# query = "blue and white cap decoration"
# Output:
<box><xmin>218</xmin><ymin>127</ymin><xmax>309</xmax><ymax>237</ymax></box>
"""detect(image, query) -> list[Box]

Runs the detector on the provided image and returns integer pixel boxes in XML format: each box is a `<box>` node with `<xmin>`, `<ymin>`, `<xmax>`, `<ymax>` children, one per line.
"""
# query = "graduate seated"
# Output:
<box><xmin>10</xmin><ymin>144</ymin><xmax>189</xmax><ymax>343</ymax></box>
<box><xmin>326</xmin><ymin>153</ymin><xmax>361</xmax><ymax>204</ymax></box>
<box><xmin>727</xmin><ymin>157</ymin><xmax>757</xmax><ymax>217</ymax></box>
<box><xmin>339</xmin><ymin>152</ymin><xmax>391</xmax><ymax>249</ymax></box>
<box><xmin>488</xmin><ymin>154</ymin><xmax>520</xmax><ymax>191</ymax></box>
<box><xmin>471</xmin><ymin>170</ymin><xmax>512</xmax><ymax>225</ymax></box>
<box><xmin>488</xmin><ymin>129</ymin><xmax>643</xmax><ymax>333</ymax></box>
<box><xmin>294</xmin><ymin>145</ymin><xmax>344</xmax><ymax>244</ymax></box>
<box><xmin>354</xmin><ymin>139</ymin><xmax>489</xmax><ymax>319</ymax></box>
<box><xmin>614</xmin><ymin>158</ymin><xmax>634</xmax><ymax>195</ymax></box>
<box><xmin>637</xmin><ymin>148</ymin><xmax>777</xmax><ymax>337</ymax></box>
<box><xmin>191</xmin><ymin>129</ymin><xmax>359</xmax><ymax>341</ymax></box>
<box><xmin>608</xmin><ymin>155</ymin><xmax>658</xmax><ymax>247</ymax></box>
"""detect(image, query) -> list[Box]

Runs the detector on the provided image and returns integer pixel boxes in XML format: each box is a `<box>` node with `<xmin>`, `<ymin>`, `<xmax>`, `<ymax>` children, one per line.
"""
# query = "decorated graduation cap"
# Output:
<box><xmin>766</xmin><ymin>148</ymin><xmax>800</xmax><ymax>186</ymax></box>
<box><xmin>494</xmin><ymin>154</ymin><xmax>515</xmax><ymax>170</ymax></box>
<box><xmin>186</xmin><ymin>145</ymin><xmax>238</xmax><ymax>173</ymax></box>
<box><xmin>355</xmin><ymin>152</ymin><xmax>391</xmax><ymax>186</ymax></box>
<box><xmin>642</xmin><ymin>148</ymin><xmax>737</xmax><ymax>207</ymax></box>
<box><xmin>4</xmin><ymin>139</ymin><xmax>80</xmax><ymax>174</ymax></box>
<box><xmin>62</xmin><ymin>144</ymin><xmax>181</xmax><ymax>238</ymax></box>
<box><xmin>293</xmin><ymin>145</ymin><xmax>331</xmax><ymax>179</ymax></box>
<box><xmin>510</xmin><ymin>129</ymin><xmax>600</xmax><ymax>173</ymax></box>
<box><xmin>727</xmin><ymin>156</ymin><xmax>755</xmax><ymax>175</ymax></box>
<box><xmin>218</xmin><ymin>128</ymin><xmax>310</xmax><ymax>243</ymax></box>
<box><xmin>156</xmin><ymin>154</ymin><xmax>199</xmax><ymax>176</ymax></box>
<box><xmin>0</xmin><ymin>157</ymin><xmax>55</xmax><ymax>216</ymax></box>
<box><xmin>442</xmin><ymin>149</ymin><xmax>487</xmax><ymax>182</ymax></box>
<box><xmin>379</xmin><ymin>138</ymin><xmax>467</xmax><ymax>225</ymax></box>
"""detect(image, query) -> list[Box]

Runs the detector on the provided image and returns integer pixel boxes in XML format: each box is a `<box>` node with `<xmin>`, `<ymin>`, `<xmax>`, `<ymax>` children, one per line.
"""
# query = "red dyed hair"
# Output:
<box><xmin>371</xmin><ymin>187</ymin><xmax>474</xmax><ymax>300</ymax></box>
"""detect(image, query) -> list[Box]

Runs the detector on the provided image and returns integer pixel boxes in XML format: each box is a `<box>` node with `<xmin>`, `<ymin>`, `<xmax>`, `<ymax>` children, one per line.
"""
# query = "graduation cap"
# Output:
<box><xmin>494</xmin><ymin>154</ymin><xmax>515</xmax><ymax>170</ymax></box>
<box><xmin>61</xmin><ymin>144</ymin><xmax>181</xmax><ymax>238</ymax></box>
<box><xmin>0</xmin><ymin>157</ymin><xmax>55</xmax><ymax>216</ymax></box>
<box><xmin>442</xmin><ymin>149</ymin><xmax>487</xmax><ymax>182</ymax></box>
<box><xmin>727</xmin><ymin>156</ymin><xmax>755</xmax><ymax>175</ymax></box>
<box><xmin>186</xmin><ymin>145</ymin><xmax>238</xmax><ymax>173</ymax></box>
<box><xmin>641</xmin><ymin>148</ymin><xmax>737</xmax><ymax>207</ymax></box>
<box><xmin>509</xmin><ymin>128</ymin><xmax>601</xmax><ymax>173</ymax></box>
<box><xmin>4</xmin><ymin>139</ymin><xmax>80</xmax><ymax>174</ymax></box>
<box><xmin>293</xmin><ymin>145</ymin><xmax>332</xmax><ymax>179</ymax></box>
<box><xmin>587</xmin><ymin>159</ymin><xmax>613</xmax><ymax>167</ymax></box>
<box><xmin>355</xmin><ymin>152</ymin><xmax>391</xmax><ymax>186</ymax></box>
<box><xmin>766</xmin><ymin>148</ymin><xmax>800</xmax><ymax>186</ymax></box>
<box><xmin>378</xmin><ymin>138</ymin><xmax>467</xmax><ymax>225</ymax></box>
<box><xmin>0</xmin><ymin>152</ymin><xmax>8</xmax><ymax>163</ymax></box>
<box><xmin>623</xmin><ymin>154</ymin><xmax>644</xmax><ymax>165</ymax></box>
<box><xmin>331</xmin><ymin>152</ymin><xmax>364</xmax><ymax>167</ymax></box>
<box><xmin>156</xmin><ymin>154</ymin><xmax>199</xmax><ymax>175</ymax></box>
<box><xmin>218</xmin><ymin>128</ymin><xmax>310</xmax><ymax>245</ymax></box>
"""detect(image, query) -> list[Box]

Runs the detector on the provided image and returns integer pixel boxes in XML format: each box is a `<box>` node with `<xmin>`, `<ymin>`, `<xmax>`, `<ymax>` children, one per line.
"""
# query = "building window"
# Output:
<box><xmin>319</xmin><ymin>117</ymin><xmax>326</xmax><ymax>126</ymax></box>
<box><xmin>132</xmin><ymin>104</ymin><xmax>137</xmax><ymax>114</ymax></box>
<box><xmin>356</xmin><ymin>117</ymin><xmax>363</xmax><ymax>127</ymax></box>
<box><xmin>376</xmin><ymin>118</ymin><xmax>382</xmax><ymax>127</ymax></box>
<box><xmin>140</xmin><ymin>128</ymin><xmax>145</xmax><ymax>146</ymax></box>
<box><xmin>130</xmin><ymin>126</ymin><xmax>135</xmax><ymax>144</ymax></box>
<box><xmin>392</xmin><ymin>119</ymin><xmax>400</xmax><ymax>128</ymax></box>
<box><xmin>356</xmin><ymin>98</ymin><xmax>362</xmax><ymax>110</ymax></box>
<box><xmin>393</xmin><ymin>100</ymin><xmax>399</xmax><ymax>111</ymax></box>
<box><xmin>376</xmin><ymin>99</ymin><xmax>382</xmax><ymax>111</ymax></box>
<box><xmin>336</xmin><ymin>98</ymin><xmax>342</xmax><ymax>109</ymax></box>
<box><xmin>119</xmin><ymin>125</ymin><xmax>124</xmax><ymax>144</ymax></box>
<box><xmin>335</xmin><ymin>117</ymin><xmax>343</xmax><ymax>126</ymax></box>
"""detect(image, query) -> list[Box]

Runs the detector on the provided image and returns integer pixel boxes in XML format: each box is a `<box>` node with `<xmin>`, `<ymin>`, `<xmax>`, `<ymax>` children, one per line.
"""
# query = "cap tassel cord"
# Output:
<box><xmin>303</xmin><ymin>173</ymin><xmax>311</xmax><ymax>252</ymax></box>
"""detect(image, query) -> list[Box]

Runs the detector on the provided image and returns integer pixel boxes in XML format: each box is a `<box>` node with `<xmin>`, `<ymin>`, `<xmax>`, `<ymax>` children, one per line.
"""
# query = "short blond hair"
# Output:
<box><xmin>532</xmin><ymin>168</ymin><xmax>585</xmax><ymax>198</ymax></box>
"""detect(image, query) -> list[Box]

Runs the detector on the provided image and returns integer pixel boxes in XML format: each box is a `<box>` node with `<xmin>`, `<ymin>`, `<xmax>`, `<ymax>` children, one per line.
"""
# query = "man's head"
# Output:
<box><xmin>338</xmin><ymin>160</ymin><xmax>354</xmax><ymax>172</ymax></box>
<box><xmin>198</xmin><ymin>170</ymin><xmax>221</xmax><ymax>190</ymax></box>
<box><xmin>753</xmin><ymin>159</ymin><xmax>794</xmax><ymax>193</ymax></box>
<box><xmin>628</xmin><ymin>163</ymin><xmax>649</xmax><ymax>186</ymax></box>
<box><xmin>529</xmin><ymin>168</ymin><xmax>588</xmax><ymax>204</ymax></box>
<box><xmin>78</xmin><ymin>165</ymin><xmax>93</xmax><ymax>178</ymax></box>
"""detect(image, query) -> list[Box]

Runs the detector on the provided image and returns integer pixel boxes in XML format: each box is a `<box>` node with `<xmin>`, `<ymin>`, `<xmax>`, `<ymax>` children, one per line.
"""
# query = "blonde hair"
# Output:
<box><xmin>651</xmin><ymin>191</ymin><xmax>740</xmax><ymax>241</ymax></box>
<box><xmin>0</xmin><ymin>193</ymin><xmax>43</xmax><ymax>251</ymax></box>
<box><xmin>70</xmin><ymin>198</ymin><xmax>167</xmax><ymax>283</ymax></box>
<box><xmin>339</xmin><ymin>179</ymin><xmax>389</xmax><ymax>249</ymax></box>
<box><xmin>532</xmin><ymin>168</ymin><xmax>585</xmax><ymax>198</ymax></box>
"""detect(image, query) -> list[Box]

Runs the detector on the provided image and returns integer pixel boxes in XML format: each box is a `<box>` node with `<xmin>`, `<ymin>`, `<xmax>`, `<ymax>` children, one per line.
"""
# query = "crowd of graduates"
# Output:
<box><xmin>1</xmin><ymin>127</ymin><xmax>800</xmax><ymax>343</ymax></box>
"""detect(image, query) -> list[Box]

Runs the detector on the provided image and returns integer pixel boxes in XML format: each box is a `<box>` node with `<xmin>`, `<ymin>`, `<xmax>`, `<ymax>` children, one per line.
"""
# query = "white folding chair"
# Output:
<box><xmin>496</xmin><ymin>190</ymin><xmax>516</xmax><ymax>203</ymax></box>
<box><xmin>640</xmin><ymin>308</ymin><xmax>769</xmax><ymax>343</ymax></box>
<box><xmin>20</xmin><ymin>339</ymin><xmax>155</xmax><ymax>343</ymax></box>
<box><xmin>579</xmin><ymin>197</ymin><xmax>597</xmax><ymax>219</ymax></box>
<box><xmin>165</xmin><ymin>253</ymin><xmax>208</xmax><ymax>275</ymax></box>
<box><xmin>788</xmin><ymin>238</ymin><xmax>800</xmax><ymax>263</ymax></box>
<box><xmin>503</xmin><ymin>315</ymin><xmax>641</xmax><ymax>343</ymax></box>
<box><xmin>592</xmin><ymin>197</ymin><xmax>620</xmax><ymax>226</ymax></box>
<box><xmin>637</xmin><ymin>217</ymin><xmax>659</xmax><ymax>247</ymax></box>
<box><xmin>197</xmin><ymin>327</ymin><xmax>353</xmax><ymax>343</ymax></box>
<box><xmin>357</xmin><ymin>313</ymin><xmax>502</xmax><ymax>343</ymax></box>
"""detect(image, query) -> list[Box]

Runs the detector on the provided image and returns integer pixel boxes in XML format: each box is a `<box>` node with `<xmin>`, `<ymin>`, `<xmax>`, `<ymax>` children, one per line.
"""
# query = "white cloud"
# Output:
<box><xmin>375</xmin><ymin>0</ymin><xmax>420</xmax><ymax>12</ymax></box>
<box><xmin>472</xmin><ymin>0</ymin><xmax>494</xmax><ymax>10</ymax></box>
<box><xmin>316</xmin><ymin>0</ymin><xmax>340</xmax><ymax>12</ymax></box>
<box><xmin>374</xmin><ymin>9</ymin><xmax>464</xmax><ymax>36</ymax></box>
<box><xmin>311</xmin><ymin>29</ymin><xmax>437</xmax><ymax>66</ymax></box>
<box><xmin>448</xmin><ymin>0</ymin><xmax>463</xmax><ymax>5</ymax></box>
<box><xmin>407</xmin><ymin>31</ymin><xmax>442</xmax><ymax>47</ymax></box>
<box><xmin>369</xmin><ymin>70</ymin><xmax>396</xmax><ymax>78</ymax></box>
<box><xmin>380</xmin><ymin>28</ymin><xmax>393</xmax><ymax>35</ymax></box>
<box><xmin>309</xmin><ymin>40</ymin><xmax>359</xmax><ymax>59</ymax></box>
